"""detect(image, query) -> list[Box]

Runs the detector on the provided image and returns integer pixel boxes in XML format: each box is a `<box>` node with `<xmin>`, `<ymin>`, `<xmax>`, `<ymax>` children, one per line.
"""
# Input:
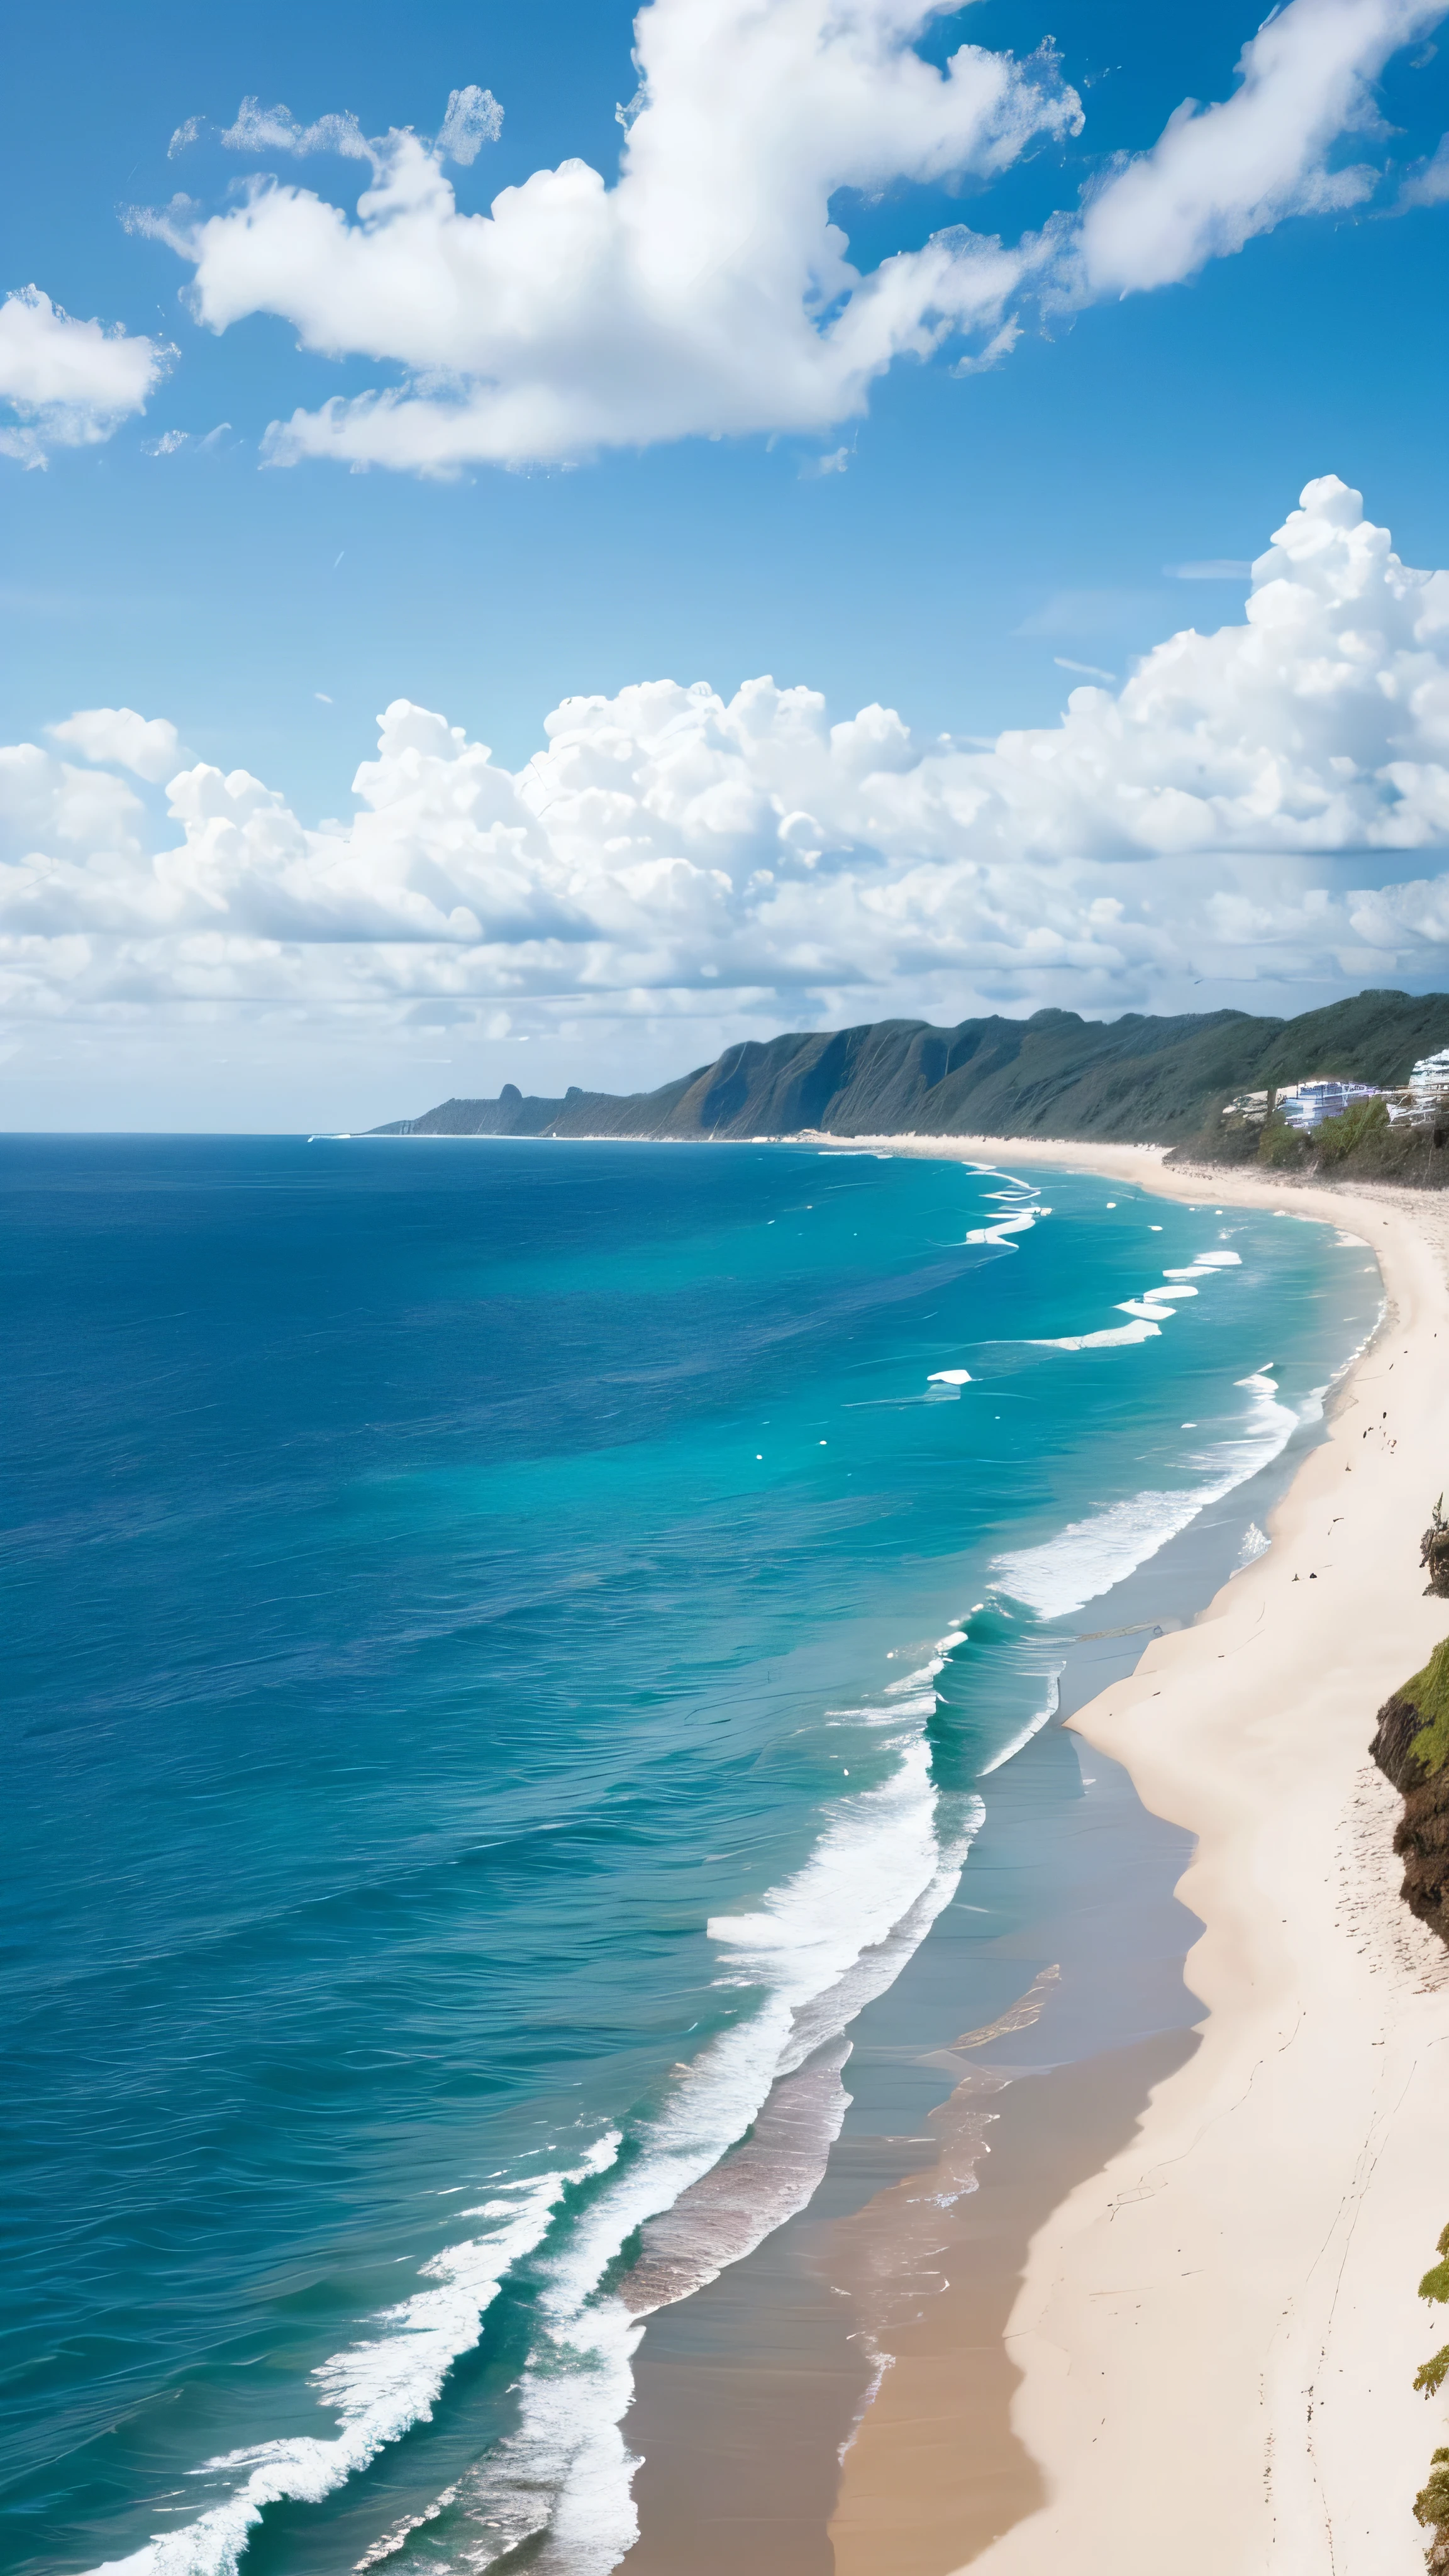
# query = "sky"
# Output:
<box><xmin>4</xmin><ymin>0</ymin><xmax>1449</xmax><ymax>1130</ymax></box>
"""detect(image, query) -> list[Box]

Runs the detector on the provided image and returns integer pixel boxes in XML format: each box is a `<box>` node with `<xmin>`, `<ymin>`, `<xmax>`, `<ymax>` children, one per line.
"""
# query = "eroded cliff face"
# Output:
<box><xmin>1371</xmin><ymin>1657</ymin><xmax>1449</xmax><ymax>1946</ymax></box>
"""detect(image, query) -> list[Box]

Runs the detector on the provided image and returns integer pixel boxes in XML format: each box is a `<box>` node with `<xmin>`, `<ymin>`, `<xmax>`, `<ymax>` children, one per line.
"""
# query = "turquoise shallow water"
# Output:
<box><xmin>0</xmin><ymin>1136</ymin><xmax>1380</xmax><ymax>2576</ymax></box>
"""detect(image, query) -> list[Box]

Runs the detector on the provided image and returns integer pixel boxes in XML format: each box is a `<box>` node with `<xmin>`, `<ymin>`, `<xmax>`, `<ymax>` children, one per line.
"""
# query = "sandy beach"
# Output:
<box><xmin>819</xmin><ymin>1136</ymin><xmax>1449</xmax><ymax>2576</ymax></box>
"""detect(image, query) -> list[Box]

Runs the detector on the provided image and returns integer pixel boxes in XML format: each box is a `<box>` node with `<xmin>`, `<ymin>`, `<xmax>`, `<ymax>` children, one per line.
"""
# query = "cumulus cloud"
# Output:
<box><xmin>135</xmin><ymin>0</ymin><xmax>1080</xmax><ymax>472</ymax></box>
<box><xmin>131</xmin><ymin>0</ymin><xmax>1447</xmax><ymax>476</ymax></box>
<box><xmin>1074</xmin><ymin>0</ymin><xmax>1443</xmax><ymax>296</ymax></box>
<box><xmin>0</xmin><ymin>741</ymin><xmax>146</xmax><ymax>873</ymax></box>
<box><xmin>0</xmin><ymin>286</ymin><xmax>174</xmax><ymax>467</ymax></box>
<box><xmin>8</xmin><ymin>480</ymin><xmax>1449</xmax><ymax>1050</ymax></box>
<box><xmin>48</xmin><ymin>708</ymin><xmax>184</xmax><ymax>784</ymax></box>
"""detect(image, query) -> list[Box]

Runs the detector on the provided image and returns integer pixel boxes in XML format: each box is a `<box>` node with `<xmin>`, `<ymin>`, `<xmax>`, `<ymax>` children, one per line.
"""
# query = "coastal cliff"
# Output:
<box><xmin>372</xmin><ymin>988</ymin><xmax>1449</xmax><ymax>1168</ymax></box>
<box><xmin>1371</xmin><ymin>1637</ymin><xmax>1449</xmax><ymax>1946</ymax></box>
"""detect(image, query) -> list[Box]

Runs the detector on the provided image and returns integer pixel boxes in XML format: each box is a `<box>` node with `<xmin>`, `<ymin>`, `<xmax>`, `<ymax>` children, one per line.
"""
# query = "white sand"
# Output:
<box><xmin>834</xmin><ymin>1136</ymin><xmax>1449</xmax><ymax>2575</ymax></box>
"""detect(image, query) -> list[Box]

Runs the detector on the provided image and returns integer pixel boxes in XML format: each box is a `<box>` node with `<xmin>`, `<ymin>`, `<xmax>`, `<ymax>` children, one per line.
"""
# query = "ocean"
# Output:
<box><xmin>0</xmin><ymin>1135</ymin><xmax>1381</xmax><ymax>2576</ymax></box>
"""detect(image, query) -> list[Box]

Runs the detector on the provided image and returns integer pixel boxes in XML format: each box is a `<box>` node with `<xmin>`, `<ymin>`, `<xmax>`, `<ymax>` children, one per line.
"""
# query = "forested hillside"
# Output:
<box><xmin>374</xmin><ymin>990</ymin><xmax>1449</xmax><ymax>1150</ymax></box>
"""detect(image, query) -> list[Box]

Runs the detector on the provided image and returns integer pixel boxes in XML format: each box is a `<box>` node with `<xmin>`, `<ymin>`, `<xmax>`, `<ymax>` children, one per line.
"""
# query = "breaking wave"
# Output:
<box><xmin>94</xmin><ymin>1651</ymin><xmax>978</xmax><ymax>2576</ymax></box>
<box><xmin>993</xmin><ymin>1367</ymin><xmax>1297</xmax><ymax>1619</ymax></box>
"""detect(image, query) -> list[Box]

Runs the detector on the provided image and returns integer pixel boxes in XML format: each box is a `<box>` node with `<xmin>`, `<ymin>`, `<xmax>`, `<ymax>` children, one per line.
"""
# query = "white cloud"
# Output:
<box><xmin>131</xmin><ymin>0</ymin><xmax>1448</xmax><ymax>477</ymax></box>
<box><xmin>136</xmin><ymin>1</ymin><xmax>1080</xmax><ymax>473</ymax></box>
<box><xmin>0</xmin><ymin>287</ymin><xmax>174</xmax><ymax>468</ymax></box>
<box><xmin>435</xmin><ymin>86</ymin><xmax>505</xmax><ymax>165</ymax></box>
<box><xmin>48</xmin><ymin>708</ymin><xmax>184</xmax><ymax>784</ymax></box>
<box><xmin>169</xmin><ymin>86</ymin><xmax>503</xmax><ymax>170</ymax></box>
<box><xmin>1055</xmin><ymin>656</ymin><xmax>1116</xmax><ymax>682</ymax></box>
<box><xmin>1398</xmin><ymin>130</ymin><xmax>1449</xmax><ymax>204</ymax></box>
<box><xmin>0</xmin><ymin>741</ymin><xmax>147</xmax><ymax>895</ymax></box>
<box><xmin>1075</xmin><ymin>0</ymin><xmax>1445</xmax><ymax>296</ymax></box>
<box><xmin>142</xmin><ymin>421</ymin><xmax>232</xmax><ymax>457</ymax></box>
<box><xmin>8</xmin><ymin>480</ymin><xmax>1449</xmax><ymax>1064</ymax></box>
<box><xmin>217</xmin><ymin>98</ymin><xmax>372</xmax><ymax>163</ymax></box>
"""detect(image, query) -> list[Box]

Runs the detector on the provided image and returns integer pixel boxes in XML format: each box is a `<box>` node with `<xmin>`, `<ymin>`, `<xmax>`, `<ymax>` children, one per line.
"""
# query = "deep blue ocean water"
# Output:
<box><xmin>0</xmin><ymin>1136</ymin><xmax>1381</xmax><ymax>2576</ymax></box>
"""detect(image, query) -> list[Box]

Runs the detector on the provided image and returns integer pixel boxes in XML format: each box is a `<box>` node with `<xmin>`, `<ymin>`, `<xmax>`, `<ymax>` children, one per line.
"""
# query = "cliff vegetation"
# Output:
<box><xmin>372</xmin><ymin>987</ymin><xmax>1449</xmax><ymax>1165</ymax></box>
<box><xmin>1370</xmin><ymin>1630</ymin><xmax>1449</xmax><ymax>1946</ymax></box>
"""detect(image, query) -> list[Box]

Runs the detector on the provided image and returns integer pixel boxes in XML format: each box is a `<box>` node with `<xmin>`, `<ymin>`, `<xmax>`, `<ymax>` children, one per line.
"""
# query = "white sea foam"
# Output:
<box><xmin>1031</xmin><ymin>1240</ymin><xmax>1243</xmax><ymax>1349</ymax></box>
<box><xmin>979</xmin><ymin>1672</ymin><xmax>1062</xmax><ymax>1775</ymax></box>
<box><xmin>960</xmin><ymin>1184</ymin><xmax>1050</xmax><ymax>1250</ymax></box>
<box><xmin>1233</xmin><ymin>1521</ymin><xmax>1272</xmax><ymax>1572</ymax></box>
<box><xmin>884</xmin><ymin>1660</ymin><xmax>941</xmax><ymax>1693</ymax></box>
<box><xmin>993</xmin><ymin>1371</ymin><xmax>1298</xmax><ymax>1619</ymax></box>
<box><xmin>964</xmin><ymin>1211</ymin><xmax>1038</xmax><ymax>1245</ymax></box>
<box><xmin>1036</xmin><ymin>1318</ymin><xmax>1161</xmax><ymax>1350</ymax></box>
<box><xmin>84</xmin><ymin>2141</ymin><xmax>621</xmax><ymax>2576</ymax></box>
<box><xmin>352</xmin><ymin>2481</ymin><xmax>458</xmax><ymax>2570</ymax></box>
<box><xmin>455</xmin><ymin>1715</ymin><xmax>981</xmax><ymax>2572</ymax></box>
<box><xmin>81</xmin><ymin>1416</ymin><xmax>1008</xmax><ymax>2576</ymax></box>
<box><xmin>709</xmin><ymin>1735</ymin><xmax>950</xmax><ymax>2000</ymax></box>
<box><xmin>457</xmin><ymin>2299</ymin><xmax>645</xmax><ymax>2575</ymax></box>
<box><xmin>828</xmin><ymin>1691</ymin><xmax>937</xmax><ymax>1724</ymax></box>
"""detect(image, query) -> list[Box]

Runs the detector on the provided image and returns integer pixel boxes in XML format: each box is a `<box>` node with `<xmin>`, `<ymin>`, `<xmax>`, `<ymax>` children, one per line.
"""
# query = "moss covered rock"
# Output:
<box><xmin>1371</xmin><ymin>1642</ymin><xmax>1449</xmax><ymax>1945</ymax></box>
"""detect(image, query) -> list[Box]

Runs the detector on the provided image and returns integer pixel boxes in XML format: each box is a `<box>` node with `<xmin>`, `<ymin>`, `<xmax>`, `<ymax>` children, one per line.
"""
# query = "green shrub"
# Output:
<box><xmin>1404</xmin><ymin>1652</ymin><xmax>1449</xmax><ymax>1784</ymax></box>
<box><xmin>1417</xmin><ymin>2450</ymin><xmax>1449</xmax><ymax>2529</ymax></box>
<box><xmin>1196</xmin><ymin>1118</ymin><xmax>1266</xmax><ymax>1166</ymax></box>
<box><xmin>1418</xmin><ymin>2348</ymin><xmax>1449</xmax><ymax>2397</ymax></box>
<box><xmin>1258</xmin><ymin>1116</ymin><xmax>1309</xmax><ymax>1169</ymax></box>
<box><xmin>1313</xmin><ymin>1096</ymin><xmax>1392</xmax><ymax>1164</ymax></box>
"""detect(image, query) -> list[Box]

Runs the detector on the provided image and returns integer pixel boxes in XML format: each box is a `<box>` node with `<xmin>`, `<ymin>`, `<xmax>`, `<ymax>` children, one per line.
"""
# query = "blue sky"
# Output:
<box><xmin>6</xmin><ymin>0</ymin><xmax>1449</xmax><ymax>1124</ymax></box>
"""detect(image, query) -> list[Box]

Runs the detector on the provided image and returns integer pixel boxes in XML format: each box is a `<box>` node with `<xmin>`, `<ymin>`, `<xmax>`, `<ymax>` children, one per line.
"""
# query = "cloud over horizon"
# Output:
<box><xmin>6</xmin><ymin>478</ymin><xmax>1449</xmax><ymax>1087</ymax></box>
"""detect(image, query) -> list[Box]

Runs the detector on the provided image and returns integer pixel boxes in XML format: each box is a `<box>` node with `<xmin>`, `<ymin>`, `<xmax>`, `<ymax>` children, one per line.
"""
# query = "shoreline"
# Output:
<box><xmin>623</xmin><ymin>1658</ymin><xmax>1207</xmax><ymax>2576</ymax></box>
<box><xmin>822</xmin><ymin>1135</ymin><xmax>1449</xmax><ymax>2575</ymax></box>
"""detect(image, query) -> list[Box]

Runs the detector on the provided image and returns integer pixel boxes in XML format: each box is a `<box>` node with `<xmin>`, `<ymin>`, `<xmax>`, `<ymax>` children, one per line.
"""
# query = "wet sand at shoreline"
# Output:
<box><xmin>826</xmin><ymin>1140</ymin><xmax>1449</xmax><ymax>2576</ymax></box>
<box><xmin>622</xmin><ymin>1388</ymin><xmax>1316</xmax><ymax>2573</ymax></box>
<box><xmin>621</xmin><ymin>1143</ymin><xmax>1402</xmax><ymax>2574</ymax></box>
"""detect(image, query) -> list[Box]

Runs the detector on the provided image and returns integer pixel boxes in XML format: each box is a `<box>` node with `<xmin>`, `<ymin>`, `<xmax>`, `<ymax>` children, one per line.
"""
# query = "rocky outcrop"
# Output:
<box><xmin>1371</xmin><ymin>1641</ymin><xmax>1449</xmax><ymax>1945</ymax></box>
<box><xmin>1423</xmin><ymin>1506</ymin><xmax>1449</xmax><ymax>1597</ymax></box>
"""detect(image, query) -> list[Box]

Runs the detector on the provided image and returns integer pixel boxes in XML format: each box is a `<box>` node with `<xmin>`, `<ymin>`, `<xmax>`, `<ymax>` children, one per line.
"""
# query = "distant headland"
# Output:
<box><xmin>371</xmin><ymin>988</ymin><xmax>1449</xmax><ymax>1185</ymax></box>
